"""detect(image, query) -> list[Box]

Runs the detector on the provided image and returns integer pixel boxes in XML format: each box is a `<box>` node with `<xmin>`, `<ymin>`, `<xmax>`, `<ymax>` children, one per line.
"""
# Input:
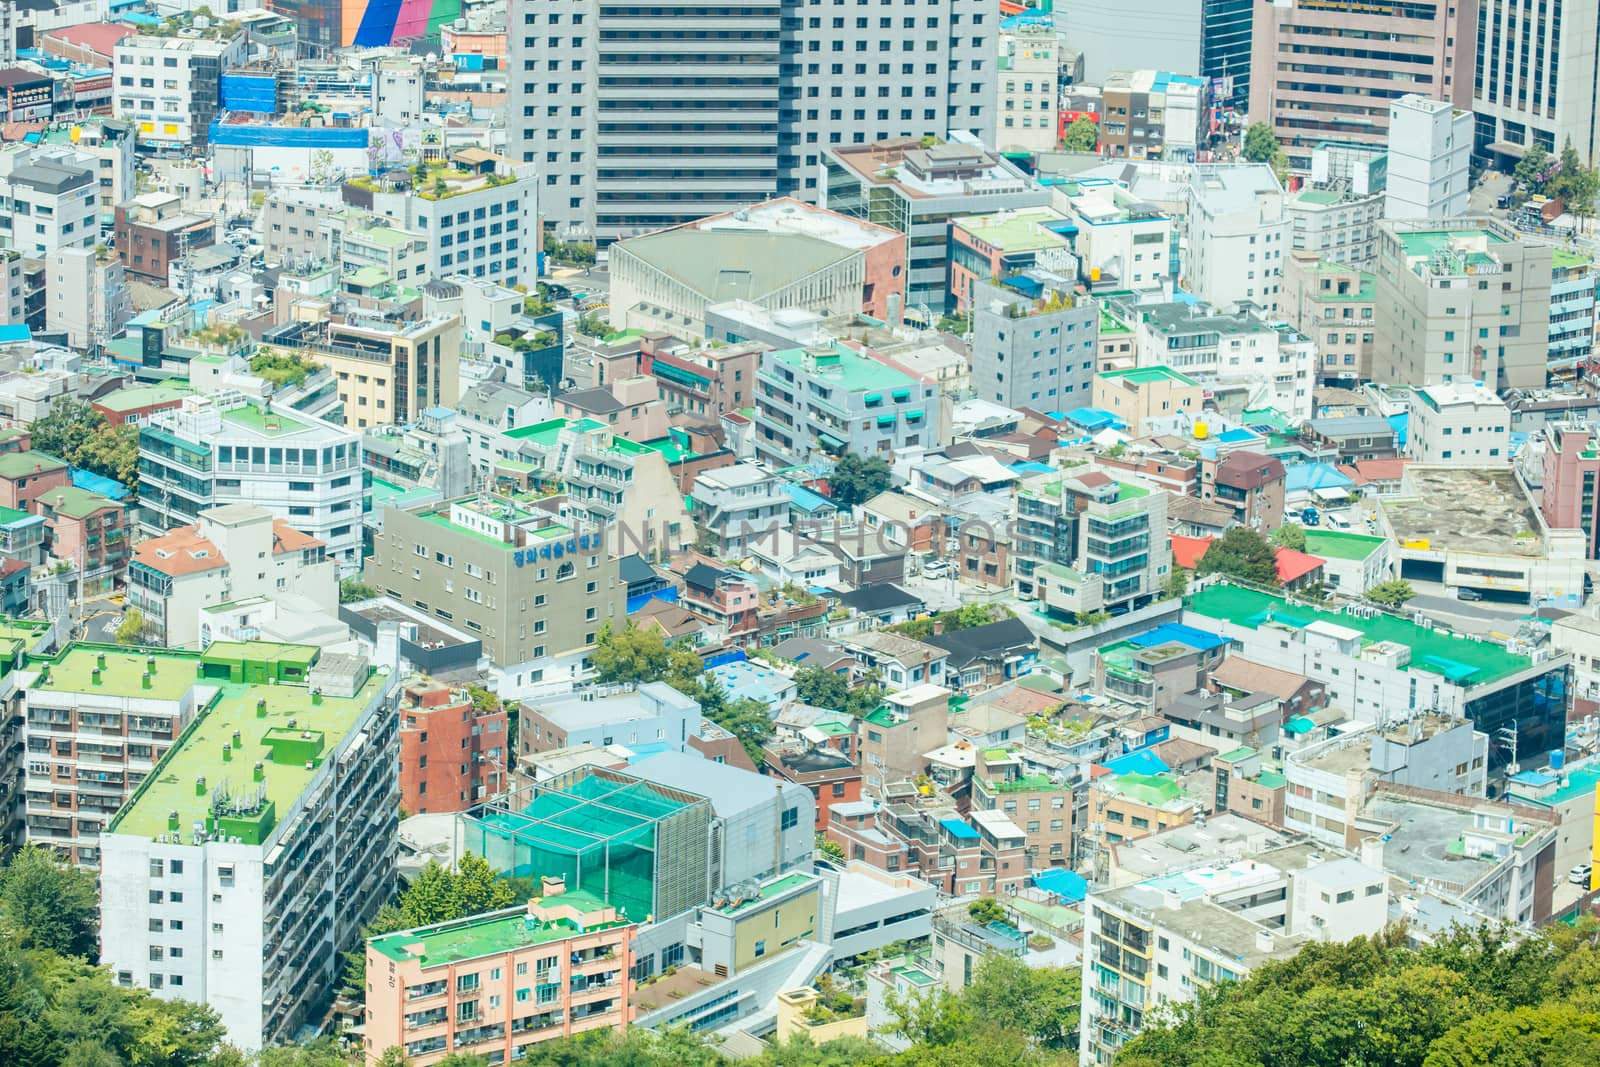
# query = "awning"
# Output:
<box><xmin>905</xmin><ymin>409</ymin><xmax>924</xmax><ymax>420</ymax></box>
<box><xmin>876</xmin><ymin>414</ymin><xmax>897</xmax><ymax>426</ymax></box>
<box><xmin>818</xmin><ymin>432</ymin><xmax>845</xmax><ymax>451</ymax></box>
<box><xmin>864</xmin><ymin>392</ymin><xmax>883</xmax><ymax>404</ymax></box>
<box><xmin>1485</xmin><ymin>140</ymin><xmax>1528</xmax><ymax>159</ymax></box>
<box><xmin>892</xmin><ymin>388</ymin><xmax>912</xmax><ymax>401</ymax></box>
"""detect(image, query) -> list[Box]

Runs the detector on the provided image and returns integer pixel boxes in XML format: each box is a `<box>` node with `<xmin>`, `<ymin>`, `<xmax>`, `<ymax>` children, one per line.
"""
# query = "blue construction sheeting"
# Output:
<box><xmin>939</xmin><ymin>818</ymin><xmax>981</xmax><ymax>842</ymax></box>
<box><xmin>1032</xmin><ymin>869</ymin><xmax>1087</xmax><ymax>904</ymax></box>
<box><xmin>701</xmin><ymin>648</ymin><xmax>746</xmax><ymax>670</ymax></box>
<box><xmin>1128</xmin><ymin>622</ymin><xmax>1230</xmax><ymax>652</ymax></box>
<box><xmin>1388</xmin><ymin>412</ymin><xmax>1408</xmax><ymax>448</ymax></box>
<box><xmin>0</xmin><ymin>325</ymin><xmax>30</xmax><ymax>344</ymax></box>
<box><xmin>1064</xmin><ymin>407</ymin><xmax>1125</xmax><ymax>431</ymax></box>
<box><xmin>625</xmin><ymin>586</ymin><xmax>678</xmax><ymax>613</ymax></box>
<box><xmin>209</xmin><ymin>122</ymin><xmax>369</xmax><ymax>149</ymax></box>
<box><xmin>783</xmin><ymin>482</ymin><xmax>836</xmax><ymax>515</ymax></box>
<box><xmin>1285</xmin><ymin>462</ymin><xmax>1353</xmax><ymax>493</ymax></box>
<box><xmin>1100</xmin><ymin>749</ymin><xmax>1170</xmax><ymax>776</ymax></box>
<box><xmin>220</xmin><ymin>73</ymin><xmax>277</xmax><ymax>114</ymax></box>
<box><xmin>70</xmin><ymin>468</ymin><xmax>130</xmax><ymax>501</ymax></box>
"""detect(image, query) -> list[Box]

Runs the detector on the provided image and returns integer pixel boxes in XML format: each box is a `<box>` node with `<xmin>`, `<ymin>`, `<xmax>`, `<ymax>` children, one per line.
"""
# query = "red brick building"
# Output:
<box><xmin>399</xmin><ymin>679</ymin><xmax>509</xmax><ymax>814</ymax></box>
<box><xmin>763</xmin><ymin>743</ymin><xmax>863</xmax><ymax>831</ymax></box>
<box><xmin>0</xmin><ymin>449</ymin><xmax>70</xmax><ymax>510</ymax></box>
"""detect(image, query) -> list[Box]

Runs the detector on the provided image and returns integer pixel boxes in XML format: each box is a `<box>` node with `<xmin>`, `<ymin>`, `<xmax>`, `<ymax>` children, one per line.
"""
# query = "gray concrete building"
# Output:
<box><xmin>752</xmin><ymin>345</ymin><xmax>941</xmax><ymax>468</ymax></box>
<box><xmin>1372</xmin><ymin>219</ymin><xmax>1553</xmax><ymax>392</ymax></box>
<box><xmin>507</xmin><ymin>0</ymin><xmax>996</xmax><ymax>246</ymax></box>
<box><xmin>970</xmin><ymin>271</ymin><xmax>1099</xmax><ymax>410</ymax></box>
<box><xmin>1474</xmin><ymin>0</ymin><xmax>1600</xmax><ymax>166</ymax></box>
<box><xmin>369</xmin><ymin>495</ymin><xmax>625</xmax><ymax>697</ymax></box>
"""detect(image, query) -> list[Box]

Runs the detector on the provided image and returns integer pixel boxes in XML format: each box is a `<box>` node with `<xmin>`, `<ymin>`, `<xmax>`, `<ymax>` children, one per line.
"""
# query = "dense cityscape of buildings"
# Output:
<box><xmin>0</xmin><ymin>1</ymin><xmax>1598</xmax><ymax>1064</ymax></box>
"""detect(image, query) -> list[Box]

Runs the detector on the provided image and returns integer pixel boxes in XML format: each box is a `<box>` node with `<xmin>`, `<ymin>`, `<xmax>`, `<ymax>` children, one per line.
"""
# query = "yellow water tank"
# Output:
<box><xmin>69</xmin><ymin>126</ymin><xmax>81</xmax><ymax>142</ymax></box>
<box><xmin>1193</xmin><ymin>421</ymin><xmax>1209</xmax><ymax>439</ymax></box>
<box><xmin>1090</xmin><ymin>267</ymin><xmax>1101</xmax><ymax>282</ymax></box>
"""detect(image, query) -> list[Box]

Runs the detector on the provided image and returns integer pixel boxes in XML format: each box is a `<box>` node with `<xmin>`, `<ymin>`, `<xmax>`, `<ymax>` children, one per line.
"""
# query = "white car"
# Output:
<box><xmin>922</xmin><ymin>559</ymin><xmax>952</xmax><ymax>579</ymax></box>
<box><xmin>1571</xmin><ymin>864</ymin><xmax>1593</xmax><ymax>886</ymax></box>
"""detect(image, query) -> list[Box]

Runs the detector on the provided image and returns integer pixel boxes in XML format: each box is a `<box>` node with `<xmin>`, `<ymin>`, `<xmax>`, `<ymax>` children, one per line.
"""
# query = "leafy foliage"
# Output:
<box><xmin>815</xmin><ymin>834</ymin><xmax>846</xmax><ymax>864</ymax></box>
<box><xmin>339</xmin><ymin>579</ymin><xmax>380</xmax><ymax>604</ymax></box>
<box><xmin>967</xmin><ymin>898</ymin><xmax>1006</xmax><ymax>925</ymax></box>
<box><xmin>1117</xmin><ymin>920</ymin><xmax>1600</xmax><ymax>1067</ymax></box>
<box><xmin>114</xmin><ymin>610</ymin><xmax>148</xmax><ymax>646</ymax></box>
<box><xmin>591</xmin><ymin>621</ymin><xmax>702</xmax><ymax>687</ymax></box>
<box><xmin>0</xmin><ymin>844</ymin><xmax>99</xmax><ymax>959</ymax></box>
<box><xmin>827</xmin><ymin>454</ymin><xmax>893</xmax><ymax>507</ymax></box>
<box><xmin>575</xmin><ymin>314</ymin><xmax>611</xmax><ymax>338</ymax></box>
<box><xmin>1365</xmin><ymin>579</ymin><xmax>1416</xmax><ymax>609</ymax></box>
<box><xmin>251</xmin><ymin>352</ymin><xmax>317</xmax><ymax>389</ymax></box>
<box><xmin>1196</xmin><ymin>527</ymin><xmax>1279</xmax><ymax>586</ymax></box>
<box><xmin>1241</xmin><ymin>122</ymin><xmax>1289</xmax><ymax>183</ymax></box>
<box><xmin>1269</xmin><ymin>524</ymin><xmax>1306</xmax><ymax>551</ymax></box>
<box><xmin>28</xmin><ymin>400</ymin><xmax>138</xmax><ymax>491</ymax></box>
<box><xmin>888</xmin><ymin>603</ymin><xmax>1010</xmax><ymax>640</ymax></box>
<box><xmin>1061</xmin><ymin>116</ymin><xmax>1099</xmax><ymax>153</ymax></box>
<box><xmin>793</xmin><ymin>665</ymin><xmax>885</xmax><ymax>715</ymax></box>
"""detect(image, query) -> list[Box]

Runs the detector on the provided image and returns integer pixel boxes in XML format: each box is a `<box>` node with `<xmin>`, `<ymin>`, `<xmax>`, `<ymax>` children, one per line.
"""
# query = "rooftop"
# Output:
<box><xmin>710</xmin><ymin>871</ymin><xmax>816</xmax><ymax>915</ymax></box>
<box><xmin>368</xmin><ymin>893</ymin><xmax>627</xmax><ymax>966</ymax></box>
<box><xmin>108</xmin><ymin>653</ymin><xmax>385</xmax><ymax>844</ymax></box>
<box><xmin>1301</xmin><ymin>529</ymin><xmax>1385</xmax><ymax>561</ymax></box>
<box><xmin>1381</xmin><ymin>467</ymin><xmax>1543</xmax><ymax>558</ymax></box>
<box><xmin>32</xmin><ymin>645</ymin><xmax>197</xmax><ymax>702</ymax></box>
<box><xmin>1185</xmin><ymin>583</ymin><xmax>1534</xmax><ymax>686</ymax></box>
<box><xmin>1098</xmin><ymin>366</ymin><xmax>1201</xmax><ymax>388</ymax></box>
<box><xmin>953</xmin><ymin>208</ymin><xmax>1074</xmax><ymax>252</ymax></box>
<box><xmin>768</xmin><ymin>345</ymin><xmax>922</xmax><ymax>395</ymax></box>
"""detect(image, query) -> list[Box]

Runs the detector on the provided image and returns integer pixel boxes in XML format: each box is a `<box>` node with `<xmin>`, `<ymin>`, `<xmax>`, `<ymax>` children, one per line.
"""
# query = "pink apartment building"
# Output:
<box><xmin>364</xmin><ymin>879</ymin><xmax>635</xmax><ymax>1066</ymax></box>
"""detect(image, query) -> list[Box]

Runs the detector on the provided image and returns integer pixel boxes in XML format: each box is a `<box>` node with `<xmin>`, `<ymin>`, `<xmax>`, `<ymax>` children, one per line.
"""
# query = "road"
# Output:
<box><xmin>82</xmin><ymin>610</ymin><xmax>123</xmax><ymax>644</ymax></box>
<box><xmin>1403</xmin><ymin>587</ymin><xmax>1535</xmax><ymax>638</ymax></box>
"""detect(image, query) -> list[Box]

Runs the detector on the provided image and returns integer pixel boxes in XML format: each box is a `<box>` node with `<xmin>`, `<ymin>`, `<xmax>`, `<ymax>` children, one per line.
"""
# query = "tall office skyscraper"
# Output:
<box><xmin>1248</xmin><ymin>0</ymin><xmax>1474</xmax><ymax>173</ymax></box>
<box><xmin>508</xmin><ymin>0</ymin><xmax>996</xmax><ymax>246</ymax></box>
<box><xmin>1473</xmin><ymin>0</ymin><xmax>1600</xmax><ymax>165</ymax></box>
<box><xmin>1201</xmin><ymin>0</ymin><xmax>1253</xmax><ymax>109</ymax></box>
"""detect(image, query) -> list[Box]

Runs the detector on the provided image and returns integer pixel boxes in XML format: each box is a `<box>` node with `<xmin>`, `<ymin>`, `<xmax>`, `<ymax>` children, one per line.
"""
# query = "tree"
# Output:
<box><xmin>576</xmin><ymin>313</ymin><xmax>610</xmax><ymax>338</ymax></box>
<box><xmin>827</xmin><ymin>453</ymin><xmax>892</xmax><ymax>507</ymax></box>
<box><xmin>792</xmin><ymin>665</ymin><xmax>883</xmax><ymax>715</ymax></box>
<box><xmin>1163</xmin><ymin>558</ymin><xmax>1190</xmax><ymax>600</ymax></box>
<box><xmin>1061</xmin><ymin>116</ymin><xmax>1099</xmax><ymax>153</ymax></box>
<box><xmin>1365</xmin><ymin>579</ymin><xmax>1416</xmax><ymax>609</ymax></box>
<box><xmin>74</xmin><ymin>423</ymin><xmax>139</xmax><ymax>488</ymax></box>
<box><xmin>1270</xmin><ymin>524</ymin><xmax>1307</xmax><ymax>551</ymax></box>
<box><xmin>815</xmin><ymin>834</ymin><xmax>846</xmax><ymax>864</ymax></box>
<box><xmin>710</xmin><ymin>696</ymin><xmax>775</xmax><ymax>767</ymax></box>
<box><xmin>251</xmin><ymin>351</ymin><xmax>317</xmax><ymax>388</ymax></box>
<box><xmin>1241</xmin><ymin>122</ymin><xmax>1288</xmax><ymax>184</ymax></box>
<box><xmin>591</xmin><ymin>621</ymin><xmax>678</xmax><ymax>685</ymax></box>
<box><xmin>400</xmin><ymin>861</ymin><xmax>460</xmax><ymax>927</ymax></box>
<box><xmin>961</xmin><ymin>955</ymin><xmax>1080</xmax><ymax>1050</ymax></box>
<box><xmin>28</xmin><ymin>400</ymin><xmax>104</xmax><ymax>464</ymax></box>
<box><xmin>1550</xmin><ymin>139</ymin><xmax>1599</xmax><ymax>225</ymax></box>
<box><xmin>452</xmin><ymin>852</ymin><xmax>515</xmax><ymax>917</ymax></box>
<box><xmin>1514</xmin><ymin>143</ymin><xmax>1553</xmax><ymax>193</ymax></box>
<box><xmin>1196</xmin><ymin>527</ymin><xmax>1279</xmax><ymax>586</ymax></box>
<box><xmin>340</xmin><ymin>578</ymin><xmax>380</xmax><ymax>603</ymax></box>
<box><xmin>114</xmin><ymin>610</ymin><xmax>147</xmax><ymax>645</ymax></box>
<box><xmin>967</xmin><ymin>898</ymin><xmax>1006</xmax><ymax>925</ymax></box>
<box><xmin>0</xmin><ymin>844</ymin><xmax>99</xmax><ymax>958</ymax></box>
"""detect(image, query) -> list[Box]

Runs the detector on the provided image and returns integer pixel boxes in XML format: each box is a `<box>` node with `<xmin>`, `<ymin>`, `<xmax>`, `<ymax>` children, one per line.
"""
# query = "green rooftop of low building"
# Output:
<box><xmin>0</xmin><ymin>450</ymin><xmax>67</xmax><ymax>479</ymax></box>
<box><xmin>770</xmin><ymin>345</ymin><xmax>920</xmax><ymax>395</ymax></box>
<box><xmin>1185</xmin><ymin>583</ymin><xmax>1533</xmax><ymax>686</ymax></box>
<box><xmin>1300</xmin><ymin>529</ymin><xmax>1385</xmax><ymax>561</ymax></box>
<box><xmin>107</xmin><ymin>654</ymin><xmax>382</xmax><ymax>845</ymax></box>
<box><xmin>501</xmin><ymin>417</ymin><xmax>606</xmax><ymax>446</ymax></box>
<box><xmin>368</xmin><ymin>891</ymin><xmax>626</xmax><ymax>967</ymax></box>
<box><xmin>1104</xmin><ymin>772</ymin><xmax>1187</xmax><ymax>809</ymax></box>
<box><xmin>1552</xmin><ymin>248</ymin><xmax>1593</xmax><ymax>271</ymax></box>
<box><xmin>220</xmin><ymin>402</ymin><xmax>316</xmax><ymax>439</ymax></box>
<box><xmin>954</xmin><ymin>208</ymin><xmax>1074</xmax><ymax>252</ymax></box>
<box><xmin>712</xmin><ymin>871</ymin><xmax>816</xmax><ymax>915</ymax></box>
<box><xmin>38</xmin><ymin>485</ymin><xmax>121</xmax><ymax>520</ymax></box>
<box><xmin>31</xmin><ymin>645</ymin><xmax>199</xmax><ymax>702</ymax></box>
<box><xmin>94</xmin><ymin>382</ymin><xmax>194</xmax><ymax>414</ymax></box>
<box><xmin>1099</xmin><ymin>306</ymin><xmax>1132</xmax><ymax>336</ymax></box>
<box><xmin>1098</xmin><ymin>365</ymin><xmax>1201</xmax><ymax>388</ymax></box>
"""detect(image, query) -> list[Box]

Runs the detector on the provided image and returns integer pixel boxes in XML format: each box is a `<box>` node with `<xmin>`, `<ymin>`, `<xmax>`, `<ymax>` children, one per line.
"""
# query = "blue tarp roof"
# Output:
<box><xmin>940</xmin><ymin>818</ymin><xmax>981</xmax><ymax>841</ymax></box>
<box><xmin>783</xmin><ymin>482</ymin><xmax>836</xmax><ymax>514</ymax></box>
<box><xmin>1101</xmin><ymin>749</ymin><xmax>1170</xmax><ymax>776</ymax></box>
<box><xmin>1032</xmin><ymin>869</ymin><xmax>1087</xmax><ymax>904</ymax></box>
<box><xmin>1216</xmin><ymin>427</ymin><xmax>1260</xmax><ymax>444</ymax></box>
<box><xmin>1128</xmin><ymin>622</ymin><xmax>1231</xmax><ymax>652</ymax></box>
<box><xmin>1388</xmin><ymin>412</ymin><xmax>1408</xmax><ymax>448</ymax></box>
<box><xmin>70</xmin><ymin>468</ymin><xmax>130</xmax><ymax>501</ymax></box>
<box><xmin>1009</xmin><ymin>460</ymin><xmax>1054</xmax><ymax>474</ymax></box>
<box><xmin>1285</xmin><ymin>462</ymin><xmax>1354</xmax><ymax>492</ymax></box>
<box><xmin>1065</xmin><ymin>406</ymin><xmax>1126</xmax><ymax>431</ymax></box>
<box><xmin>0</xmin><ymin>325</ymin><xmax>31</xmax><ymax>344</ymax></box>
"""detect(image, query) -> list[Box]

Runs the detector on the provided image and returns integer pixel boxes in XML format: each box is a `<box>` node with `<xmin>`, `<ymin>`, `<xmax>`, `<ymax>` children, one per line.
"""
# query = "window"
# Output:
<box><xmin>780</xmin><ymin>806</ymin><xmax>799</xmax><ymax>830</ymax></box>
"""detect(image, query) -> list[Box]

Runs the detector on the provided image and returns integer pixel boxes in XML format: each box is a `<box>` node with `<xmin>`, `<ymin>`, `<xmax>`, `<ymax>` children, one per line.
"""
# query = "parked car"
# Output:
<box><xmin>923</xmin><ymin>559</ymin><xmax>952</xmax><ymax>579</ymax></box>
<box><xmin>1301</xmin><ymin>507</ymin><xmax>1320</xmax><ymax>527</ymax></box>
<box><xmin>1457</xmin><ymin>588</ymin><xmax>1483</xmax><ymax>602</ymax></box>
<box><xmin>1571</xmin><ymin>864</ymin><xmax>1593</xmax><ymax>886</ymax></box>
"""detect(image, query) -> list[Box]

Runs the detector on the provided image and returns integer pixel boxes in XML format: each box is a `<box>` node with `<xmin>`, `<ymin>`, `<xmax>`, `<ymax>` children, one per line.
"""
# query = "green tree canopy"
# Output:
<box><xmin>1195</xmin><ymin>527</ymin><xmax>1279</xmax><ymax>586</ymax></box>
<box><xmin>1269</xmin><ymin>524</ymin><xmax>1307</xmax><ymax>551</ymax></box>
<box><xmin>1365</xmin><ymin>579</ymin><xmax>1416</xmax><ymax>609</ymax></box>
<box><xmin>1061</xmin><ymin>117</ymin><xmax>1099</xmax><ymax>153</ymax></box>
<box><xmin>827</xmin><ymin>454</ymin><xmax>893</xmax><ymax>507</ymax></box>
<box><xmin>792</xmin><ymin>665</ymin><xmax>884</xmax><ymax>715</ymax></box>
<box><xmin>0</xmin><ymin>843</ymin><xmax>99</xmax><ymax>958</ymax></box>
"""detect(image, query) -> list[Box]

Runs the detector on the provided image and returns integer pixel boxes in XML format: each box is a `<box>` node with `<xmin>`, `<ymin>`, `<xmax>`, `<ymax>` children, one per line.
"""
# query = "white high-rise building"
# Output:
<box><xmin>98</xmin><ymin>645</ymin><xmax>397</xmax><ymax>1051</ymax></box>
<box><xmin>1182</xmin><ymin>163</ymin><xmax>1287</xmax><ymax>314</ymax></box>
<box><xmin>506</xmin><ymin>0</ymin><xmax>997</xmax><ymax>245</ymax></box>
<box><xmin>1385</xmin><ymin>95</ymin><xmax>1472</xmax><ymax>220</ymax></box>
<box><xmin>45</xmin><ymin>246</ymin><xmax>132</xmax><ymax>350</ymax></box>
<box><xmin>1473</xmin><ymin>0</ymin><xmax>1600</xmax><ymax>166</ymax></box>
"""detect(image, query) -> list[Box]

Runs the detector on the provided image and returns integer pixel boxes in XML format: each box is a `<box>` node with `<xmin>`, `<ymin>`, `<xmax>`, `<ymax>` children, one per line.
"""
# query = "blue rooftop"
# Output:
<box><xmin>1101</xmin><ymin>749</ymin><xmax>1170</xmax><ymax>777</ymax></box>
<box><xmin>1216</xmin><ymin>428</ymin><xmax>1261</xmax><ymax>444</ymax></box>
<box><xmin>0</xmin><ymin>325</ymin><xmax>31</xmax><ymax>344</ymax></box>
<box><xmin>783</xmin><ymin>482</ymin><xmax>837</xmax><ymax>514</ymax></box>
<box><xmin>1032</xmin><ymin>869</ymin><xmax>1087</xmax><ymax>904</ymax></box>
<box><xmin>940</xmin><ymin>818</ymin><xmax>981</xmax><ymax>842</ymax></box>
<box><xmin>1509</xmin><ymin>769</ymin><xmax>1556</xmax><ymax>787</ymax></box>
<box><xmin>70</xmin><ymin>468</ymin><xmax>130</xmax><ymax>501</ymax></box>
<box><xmin>1128</xmin><ymin>623</ymin><xmax>1231</xmax><ymax>653</ymax></box>
<box><xmin>1065</xmin><ymin>407</ymin><xmax>1126</xmax><ymax>431</ymax></box>
<box><xmin>1286</xmin><ymin>462</ymin><xmax>1354</xmax><ymax>493</ymax></box>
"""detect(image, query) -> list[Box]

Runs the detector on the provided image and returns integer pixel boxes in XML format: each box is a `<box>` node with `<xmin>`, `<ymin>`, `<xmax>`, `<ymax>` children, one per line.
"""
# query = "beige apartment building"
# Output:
<box><xmin>1248</xmin><ymin>0</ymin><xmax>1475</xmax><ymax>172</ymax></box>
<box><xmin>970</xmin><ymin>749</ymin><xmax>1072</xmax><ymax>869</ymax></box>
<box><xmin>1086</xmin><ymin>772</ymin><xmax>1199</xmax><ymax>848</ymax></box>
<box><xmin>273</xmin><ymin>314</ymin><xmax>462</xmax><ymax>430</ymax></box>
<box><xmin>1372</xmin><ymin>219</ymin><xmax>1552</xmax><ymax>391</ymax></box>
<box><xmin>1092</xmin><ymin>366</ymin><xmax>1202</xmax><ymax>437</ymax></box>
<box><xmin>363</xmin><ymin>883</ymin><xmax>635</xmax><ymax>1066</ymax></box>
<box><xmin>369</xmin><ymin>496</ymin><xmax>625</xmax><ymax>695</ymax></box>
<box><xmin>1282</xmin><ymin>250</ymin><xmax>1377</xmax><ymax>384</ymax></box>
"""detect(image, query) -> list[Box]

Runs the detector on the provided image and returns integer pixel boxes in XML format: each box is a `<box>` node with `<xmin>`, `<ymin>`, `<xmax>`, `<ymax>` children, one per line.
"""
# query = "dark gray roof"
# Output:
<box><xmin>1308</xmin><ymin>416</ymin><xmax>1395</xmax><ymax>439</ymax></box>
<box><xmin>683</xmin><ymin>561</ymin><xmax>731</xmax><ymax>592</ymax></box>
<box><xmin>835</xmin><ymin>582</ymin><xmax>923</xmax><ymax>614</ymax></box>
<box><xmin>558</xmin><ymin>386</ymin><xmax>623</xmax><ymax>415</ymax></box>
<box><xmin>9</xmin><ymin>159</ymin><xmax>94</xmax><ymax>194</ymax></box>
<box><xmin>618</xmin><ymin>553</ymin><xmax>660</xmax><ymax>586</ymax></box>
<box><xmin>926</xmin><ymin>618</ymin><xmax>1035</xmax><ymax>668</ymax></box>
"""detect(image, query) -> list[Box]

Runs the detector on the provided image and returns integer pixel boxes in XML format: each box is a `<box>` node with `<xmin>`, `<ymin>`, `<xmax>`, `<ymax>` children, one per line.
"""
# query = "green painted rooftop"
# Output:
<box><xmin>0</xmin><ymin>504</ymin><xmax>34</xmax><ymax>525</ymax></box>
<box><xmin>1185</xmin><ymin>583</ymin><xmax>1533</xmax><ymax>686</ymax></box>
<box><xmin>1098</xmin><ymin>366</ymin><xmax>1200</xmax><ymax>387</ymax></box>
<box><xmin>502</xmin><ymin>417</ymin><xmax>570</xmax><ymax>445</ymax></box>
<box><xmin>1114</xmin><ymin>481</ymin><xmax>1149</xmax><ymax>501</ymax></box>
<box><xmin>368</xmin><ymin>892</ymin><xmax>623</xmax><ymax>967</ymax></box>
<box><xmin>345</xmin><ymin>265</ymin><xmax>390</xmax><ymax>288</ymax></box>
<box><xmin>39</xmin><ymin>485</ymin><xmax>121</xmax><ymax>519</ymax></box>
<box><xmin>109</xmin><ymin>664</ymin><xmax>385</xmax><ymax>843</ymax></box>
<box><xmin>1219</xmin><ymin>746</ymin><xmax>1255</xmax><ymax>762</ymax></box>
<box><xmin>770</xmin><ymin>345</ymin><xmax>919</xmax><ymax>394</ymax></box>
<box><xmin>33</xmin><ymin>646</ymin><xmax>198</xmax><ymax>702</ymax></box>
<box><xmin>1099</xmin><ymin>307</ymin><xmax>1132</xmax><ymax>335</ymax></box>
<box><xmin>0</xmin><ymin>451</ymin><xmax>67</xmax><ymax>478</ymax></box>
<box><xmin>350</xmin><ymin>226</ymin><xmax>415</xmax><ymax>249</ymax></box>
<box><xmin>955</xmin><ymin>209</ymin><xmax>1073</xmax><ymax>252</ymax></box>
<box><xmin>1294</xmin><ymin>189</ymin><xmax>1345</xmax><ymax>205</ymax></box>
<box><xmin>94</xmin><ymin>383</ymin><xmax>194</xmax><ymax>413</ymax></box>
<box><xmin>1301</xmin><ymin>529</ymin><xmax>1385</xmax><ymax>560</ymax></box>
<box><xmin>1105</xmin><ymin>772</ymin><xmax>1186</xmax><ymax>808</ymax></box>
<box><xmin>221</xmin><ymin>403</ymin><xmax>313</xmax><ymax>438</ymax></box>
<box><xmin>1553</xmin><ymin>248</ymin><xmax>1593</xmax><ymax>271</ymax></box>
<box><xmin>1255</xmin><ymin>770</ymin><xmax>1288</xmax><ymax>789</ymax></box>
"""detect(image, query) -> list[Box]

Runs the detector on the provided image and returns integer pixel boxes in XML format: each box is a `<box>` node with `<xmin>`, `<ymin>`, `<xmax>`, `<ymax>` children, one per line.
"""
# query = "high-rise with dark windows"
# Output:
<box><xmin>508</xmin><ymin>0</ymin><xmax>996</xmax><ymax>246</ymax></box>
<box><xmin>1201</xmin><ymin>0</ymin><xmax>1253</xmax><ymax>109</ymax></box>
